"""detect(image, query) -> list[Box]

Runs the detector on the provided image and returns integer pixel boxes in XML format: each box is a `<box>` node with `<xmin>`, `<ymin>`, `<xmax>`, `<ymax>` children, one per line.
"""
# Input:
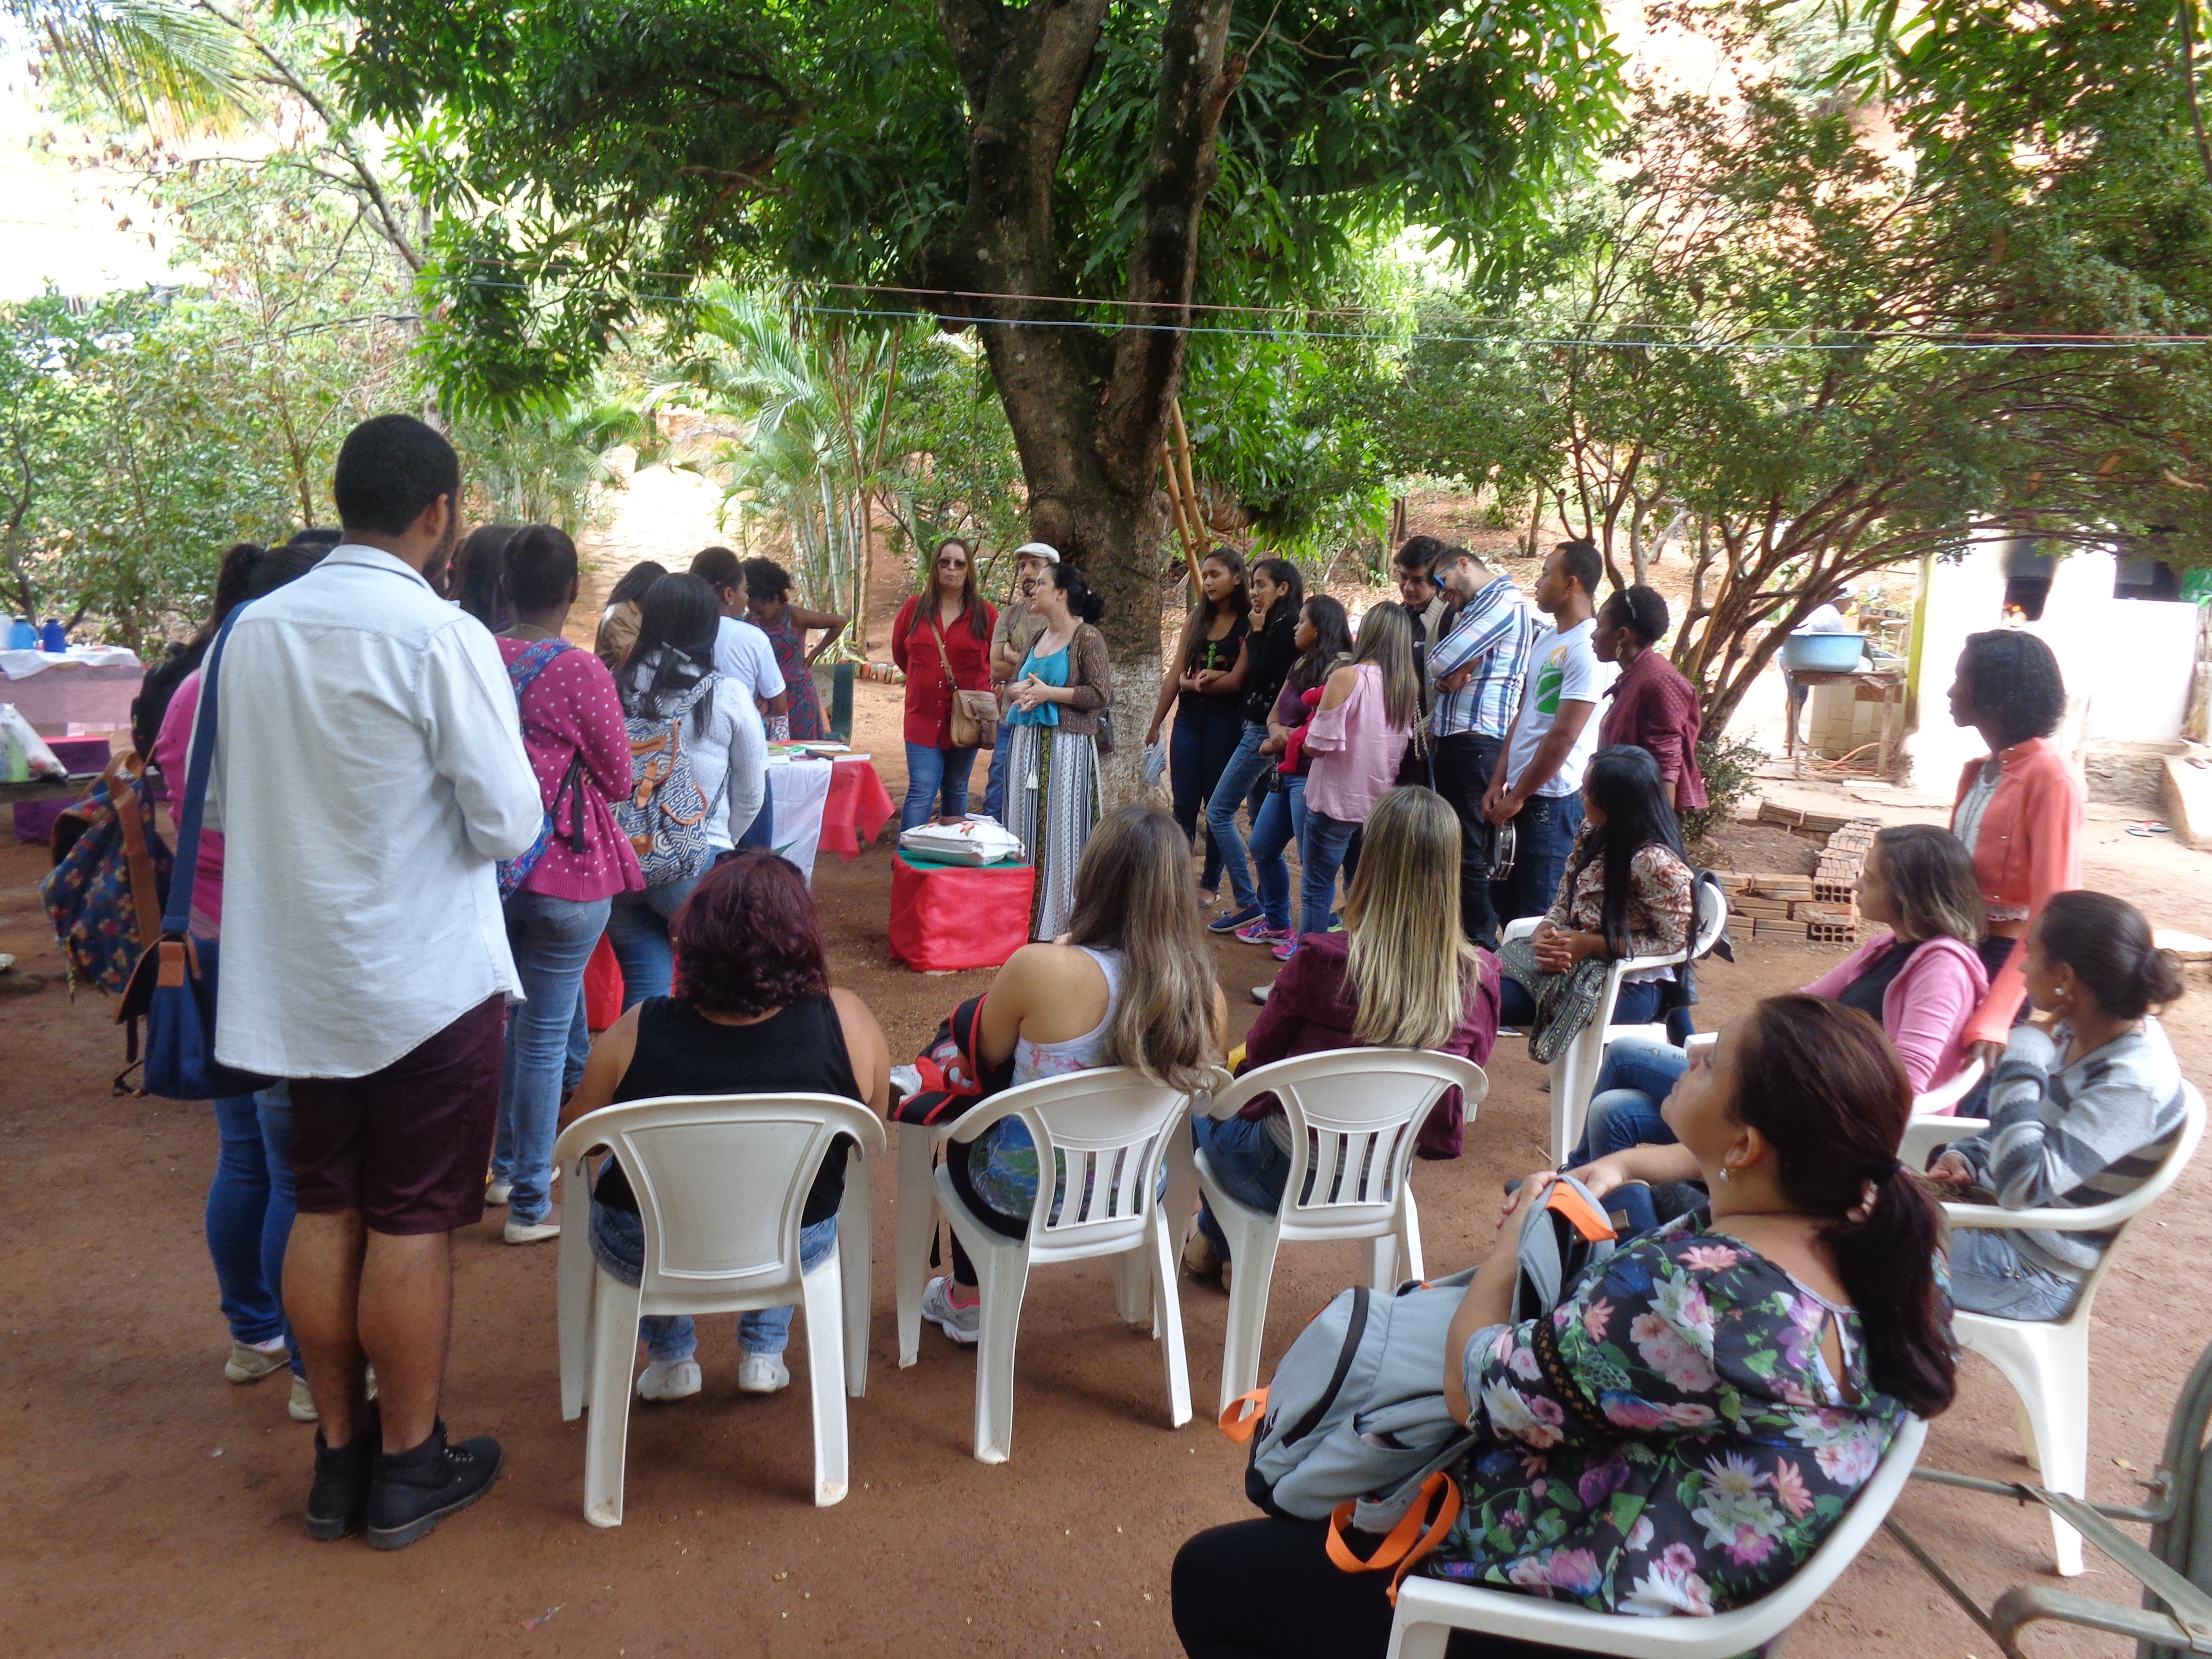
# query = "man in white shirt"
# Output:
<box><xmin>1485</xmin><ymin>539</ymin><xmax>1610</xmax><ymax>924</ymax></box>
<box><xmin>690</xmin><ymin>545</ymin><xmax>789</xmax><ymax>847</ymax></box>
<box><xmin>209</xmin><ymin>414</ymin><xmax>542</xmax><ymax>1549</ymax></box>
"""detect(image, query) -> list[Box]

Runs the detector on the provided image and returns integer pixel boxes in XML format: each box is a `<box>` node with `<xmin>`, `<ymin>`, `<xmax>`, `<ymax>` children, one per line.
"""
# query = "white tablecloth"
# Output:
<box><xmin>764</xmin><ymin>757</ymin><xmax>835</xmax><ymax>882</ymax></box>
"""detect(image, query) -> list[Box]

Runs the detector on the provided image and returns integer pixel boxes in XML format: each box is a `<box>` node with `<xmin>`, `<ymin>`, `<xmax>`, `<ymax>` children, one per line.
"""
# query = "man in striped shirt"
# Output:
<box><xmin>1425</xmin><ymin>546</ymin><xmax>1535</xmax><ymax>948</ymax></box>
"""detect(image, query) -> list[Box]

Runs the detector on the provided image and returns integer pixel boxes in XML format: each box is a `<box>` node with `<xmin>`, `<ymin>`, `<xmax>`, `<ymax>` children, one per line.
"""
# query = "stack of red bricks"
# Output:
<box><xmin>1717</xmin><ymin>805</ymin><xmax>1886</xmax><ymax>945</ymax></box>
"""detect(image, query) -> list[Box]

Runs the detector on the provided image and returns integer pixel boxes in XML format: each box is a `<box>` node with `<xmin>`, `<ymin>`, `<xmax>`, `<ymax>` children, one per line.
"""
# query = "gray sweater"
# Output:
<box><xmin>1952</xmin><ymin>1017</ymin><xmax>2188</xmax><ymax>1280</ymax></box>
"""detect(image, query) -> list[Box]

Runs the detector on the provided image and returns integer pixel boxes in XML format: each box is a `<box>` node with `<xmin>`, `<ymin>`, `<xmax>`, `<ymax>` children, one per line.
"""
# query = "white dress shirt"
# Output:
<box><xmin>205</xmin><ymin>544</ymin><xmax>543</xmax><ymax>1078</ymax></box>
<box><xmin>713</xmin><ymin>614</ymin><xmax>787</xmax><ymax>704</ymax></box>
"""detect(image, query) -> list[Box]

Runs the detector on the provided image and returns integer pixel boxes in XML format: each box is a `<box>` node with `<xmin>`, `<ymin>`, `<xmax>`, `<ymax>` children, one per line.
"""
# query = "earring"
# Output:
<box><xmin>1717</xmin><ymin>1166</ymin><xmax>1732</xmax><ymax>1184</ymax></box>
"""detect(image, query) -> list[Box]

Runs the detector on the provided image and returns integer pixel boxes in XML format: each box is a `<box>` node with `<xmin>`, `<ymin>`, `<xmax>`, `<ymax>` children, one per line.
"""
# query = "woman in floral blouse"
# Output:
<box><xmin>1172</xmin><ymin>995</ymin><xmax>1954</xmax><ymax>1659</ymax></box>
<box><xmin>1499</xmin><ymin>744</ymin><xmax>1694</xmax><ymax>1034</ymax></box>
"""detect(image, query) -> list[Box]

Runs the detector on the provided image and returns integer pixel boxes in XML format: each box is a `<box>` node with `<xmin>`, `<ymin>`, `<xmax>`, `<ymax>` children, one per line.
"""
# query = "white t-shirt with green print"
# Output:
<box><xmin>1503</xmin><ymin>617</ymin><xmax>1608</xmax><ymax>798</ymax></box>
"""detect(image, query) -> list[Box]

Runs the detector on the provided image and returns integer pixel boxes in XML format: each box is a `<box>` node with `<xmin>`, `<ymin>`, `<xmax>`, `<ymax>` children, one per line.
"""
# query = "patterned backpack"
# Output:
<box><xmin>616</xmin><ymin>676</ymin><xmax>714</xmax><ymax>885</ymax></box>
<box><xmin>40</xmin><ymin>753</ymin><xmax>173</xmax><ymax>994</ymax></box>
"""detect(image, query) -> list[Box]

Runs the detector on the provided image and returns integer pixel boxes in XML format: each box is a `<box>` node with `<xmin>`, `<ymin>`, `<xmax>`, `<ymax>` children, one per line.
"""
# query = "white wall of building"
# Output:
<box><xmin>1905</xmin><ymin>541</ymin><xmax>2196</xmax><ymax>787</ymax></box>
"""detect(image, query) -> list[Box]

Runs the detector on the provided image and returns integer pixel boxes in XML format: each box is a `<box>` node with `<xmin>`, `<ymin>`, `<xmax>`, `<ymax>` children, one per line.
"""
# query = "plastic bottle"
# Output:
<box><xmin>7</xmin><ymin>618</ymin><xmax>34</xmax><ymax>650</ymax></box>
<box><xmin>39</xmin><ymin>618</ymin><xmax>67</xmax><ymax>652</ymax></box>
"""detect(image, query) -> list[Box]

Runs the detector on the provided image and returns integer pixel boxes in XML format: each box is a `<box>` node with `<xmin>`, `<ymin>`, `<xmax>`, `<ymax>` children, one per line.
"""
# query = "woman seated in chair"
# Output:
<box><xmin>1927</xmin><ymin>890</ymin><xmax>2189</xmax><ymax>1321</ymax></box>
<box><xmin>918</xmin><ymin>804</ymin><xmax>1227</xmax><ymax>1346</ymax></box>
<box><xmin>1172</xmin><ymin>996</ymin><xmax>1955</xmax><ymax>1659</ymax></box>
<box><xmin>1574</xmin><ymin>823</ymin><xmax>1991</xmax><ymax>1165</ymax></box>
<box><xmin>1499</xmin><ymin>744</ymin><xmax>1694</xmax><ymax>1035</ymax></box>
<box><xmin>561</xmin><ymin>851</ymin><xmax>890</xmax><ymax>1401</ymax></box>
<box><xmin>1182</xmin><ymin>787</ymin><xmax>1500</xmax><ymax>1289</ymax></box>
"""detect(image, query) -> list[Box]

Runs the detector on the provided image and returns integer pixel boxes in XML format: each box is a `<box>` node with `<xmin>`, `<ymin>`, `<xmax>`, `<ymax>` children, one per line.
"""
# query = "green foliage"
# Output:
<box><xmin>1682</xmin><ymin>733</ymin><xmax>1764</xmax><ymax>847</ymax></box>
<box><xmin>1</xmin><ymin>290</ymin><xmax>303</xmax><ymax>647</ymax></box>
<box><xmin>10</xmin><ymin>0</ymin><xmax>252</xmax><ymax>136</ymax></box>
<box><xmin>313</xmin><ymin>0</ymin><xmax>1622</xmax><ymax>421</ymax></box>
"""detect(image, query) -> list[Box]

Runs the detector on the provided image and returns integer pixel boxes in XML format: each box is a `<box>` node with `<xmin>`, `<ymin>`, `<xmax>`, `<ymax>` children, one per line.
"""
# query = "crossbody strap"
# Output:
<box><xmin>163</xmin><ymin>603</ymin><xmax>249</xmax><ymax>937</ymax></box>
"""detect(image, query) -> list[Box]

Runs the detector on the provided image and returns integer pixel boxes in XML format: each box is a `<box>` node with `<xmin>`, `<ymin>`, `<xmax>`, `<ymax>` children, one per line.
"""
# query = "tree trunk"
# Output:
<box><xmin>928</xmin><ymin>0</ymin><xmax>1238</xmax><ymax>802</ymax></box>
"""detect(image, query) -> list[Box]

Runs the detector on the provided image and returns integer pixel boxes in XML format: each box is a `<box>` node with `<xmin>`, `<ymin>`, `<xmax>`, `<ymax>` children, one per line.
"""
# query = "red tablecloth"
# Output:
<box><xmin>889</xmin><ymin>852</ymin><xmax>1035</xmax><ymax>973</ymax></box>
<box><xmin>820</xmin><ymin>757</ymin><xmax>895</xmax><ymax>861</ymax></box>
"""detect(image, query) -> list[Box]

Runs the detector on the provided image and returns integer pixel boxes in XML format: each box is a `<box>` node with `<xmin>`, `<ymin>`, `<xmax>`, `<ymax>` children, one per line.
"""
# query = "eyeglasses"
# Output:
<box><xmin>938</xmin><ymin>558</ymin><xmax>968</xmax><ymax>570</ymax></box>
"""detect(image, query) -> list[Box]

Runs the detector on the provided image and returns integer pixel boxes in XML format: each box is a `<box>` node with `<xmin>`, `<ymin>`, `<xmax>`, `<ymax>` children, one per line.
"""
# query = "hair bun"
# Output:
<box><xmin>2140</xmin><ymin>946</ymin><xmax>2188</xmax><ymax>1009</ymax></box>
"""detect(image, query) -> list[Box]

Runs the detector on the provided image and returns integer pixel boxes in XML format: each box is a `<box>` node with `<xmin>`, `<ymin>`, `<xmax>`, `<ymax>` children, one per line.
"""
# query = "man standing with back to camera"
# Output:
<box><xmin>207</xmin><ymin>413</ymin><xmax>543</xmax><ymax>1548</ymax></box>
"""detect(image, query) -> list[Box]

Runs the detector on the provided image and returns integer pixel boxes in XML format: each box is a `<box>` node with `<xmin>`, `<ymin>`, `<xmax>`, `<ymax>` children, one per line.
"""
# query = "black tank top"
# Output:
<box><xmin>594</xmin><ymin>994</ymin><xmax>863</xmax><ymax>1226</ymax></box>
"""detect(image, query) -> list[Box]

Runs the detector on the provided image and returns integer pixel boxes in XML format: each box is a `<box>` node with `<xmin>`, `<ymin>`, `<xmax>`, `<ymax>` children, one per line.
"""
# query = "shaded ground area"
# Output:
<box><xmin>2</xmin><ymin>684</ymin><xmax>2209</xmax><ymax>1657</ymax></box>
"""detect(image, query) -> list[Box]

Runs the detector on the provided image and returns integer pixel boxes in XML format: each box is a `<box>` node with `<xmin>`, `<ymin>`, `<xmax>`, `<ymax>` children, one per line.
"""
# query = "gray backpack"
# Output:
<box><xmin>1222</xmin><ymin>1176</ymin><xmax>1619</xmax><ymax>1580</ymax></box>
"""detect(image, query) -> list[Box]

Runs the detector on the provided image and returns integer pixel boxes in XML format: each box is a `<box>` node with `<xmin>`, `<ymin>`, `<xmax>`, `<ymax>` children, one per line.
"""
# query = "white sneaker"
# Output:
<box><xmin>737</xmin><ymin>1354</ymin><xmax>792</xmax><ymax>1394</ymax></box>
<box><xmin>636</xmin><ymin>1358</ymin><xmax>702</xmax><ymax>1401</ymax></box>
<box><xmin>484</xmin><ymin>1178</ymin><xmax>513</xmax><ymax>1206</ymax></box>
<box><xmin>504</xmin><ymin>1216</ymin><xmax>561</xmax><ymax>1245</ymax></box>
<box><xmin>288</xmin><ymin>1374</ymin><xmax>318</xmax><ymax>1423</ymax></box>
<box><xmin>224</xmin><ymin>1338</ymin><xmax>288</xmax><ymax>1384</ymax></box>
<box><xmin>1250</xmin><ymin>985</ymin><xmax>1272</xmax><ymax>1006</ymax></box>
<box><xmin>919</xmin><ymin>1274</ymin><xmax>981</xmax><ymax>1346</ymax></box>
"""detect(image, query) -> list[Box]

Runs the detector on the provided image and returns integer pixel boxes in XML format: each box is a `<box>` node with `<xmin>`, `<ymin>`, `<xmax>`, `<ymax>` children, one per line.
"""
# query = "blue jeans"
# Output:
<box><xmin>1192</xmin><ymin>1116</ymin><xmax>1293</xmax><ymax>1262</ymax></box>
<box><xmin>984</xmin><ymin>737</ymin><xmax>1011</xmax><ymax>823</ymax></box>
<box><xmin>1298</xmin><ymin>806</ymin><xmax>1360</xmax><ymax>942</ymax></box>
<box><xmin>1494</xmin><ymin>790</ymin><xmax>1586</xmax><ymax>925</ymax></box>
<box><xmin>606</xmin><ymin>875</ymin><xmax>705</xmax><ymax>1008</ymax></box>
<box><xmin>1171</xmin><ymin>701</ymin><xmax>1245</xmax><ymax>891</ymax></box>
<box><xmin>206</xmin><ymin>1087</ymin><xmax>300</xmax><ymax>1370</ymax></box>
<box><xmin>1247</xmin><ymin>774</ymin><xmax>1306</xmax><ymax>932</ymax></box>
<box><xmin>255</xmin><ymin>1084</ymin><xmax>303</xmax><ymax>1375</ymax></box>
<box><xmin>496</xmin><ymin>890</ymin><xmax>613</xmax><ymax>1225</ymax></box>
<box><xmin>902</xmin><ymin>741</ymin><xmax>980</xmax><ymax>830</ymax></box>
<box><xmin>1497</xmin><ymin>977</ymin><xmax>1665</xmax><ymax>1047</ymax></box>
<box><xmin>1948</xmin><ymin>1228</ymin><xmax>2080</xmax><ymax>1321</ymax></box>
<box><xmin>1206</xmin><ymin>724</ymin><xmax>1278</xmax><ymax>913</ymax></box>
<box><xmin>738</xmin><ymin>769</ymin><xmax>775</xmax><ymax>849</ymax></box>
<box><xmin>590</xmin><ymin>1202</ymin><xmax>838</xmax><ymax>1358</ymax></box>
<box><xmin>1569</xmin><ymin>1034</ymin><xmax>1690</xmax><ymax>1166</ymax></box>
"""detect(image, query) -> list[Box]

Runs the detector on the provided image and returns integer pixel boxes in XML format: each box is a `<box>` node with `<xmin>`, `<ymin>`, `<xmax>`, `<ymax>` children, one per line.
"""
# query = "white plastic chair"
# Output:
<box><xmin>1386</xmin><ymin>1416</ymin><xmax>1928</xmax><ymax>1658</ymax></box>
<box><xmin>1941</xmin><ymin>1082</ymin><xmax>2204</xmax><ymax>1575</ymax></box>
<box><xmin>894</xmin><ymin>1066</ymin><xmax>1197</xmax><ymax>1463</ymax></box>
<box><xmin>552</xmin><ymin>1094</ymin><xmax>887</xmax><ymax>1525</ymax></box>
<box><xmin>1183</xmin><ymin>1048</ymin><xmax>1489</xmax><ymax>1414</ymax></box>
<box><xmin>1897</xmin><ymin>1058</ymin><xmax>1988</xmax><ymax>1167</ymax></box>
<box><xmin>1504</xmin><ymin>880</ymin><xmax>1726</xmax><ymax>1165</ymax></box>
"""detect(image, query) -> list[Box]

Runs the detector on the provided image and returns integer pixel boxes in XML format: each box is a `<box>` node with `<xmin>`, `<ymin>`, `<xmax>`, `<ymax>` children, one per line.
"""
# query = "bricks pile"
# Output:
<box><xmin>1714</xmin><ymin>804</ymin><xmax>1886</xmax><ymax>945</ymax></box>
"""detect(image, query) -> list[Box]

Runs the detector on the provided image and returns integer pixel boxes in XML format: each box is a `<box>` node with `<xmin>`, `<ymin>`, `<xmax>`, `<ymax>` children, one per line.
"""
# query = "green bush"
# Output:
<box><xmin>1682</xmin><ymin>733</ymin><xmax>1764</xmax><ymax>846</ymax></box>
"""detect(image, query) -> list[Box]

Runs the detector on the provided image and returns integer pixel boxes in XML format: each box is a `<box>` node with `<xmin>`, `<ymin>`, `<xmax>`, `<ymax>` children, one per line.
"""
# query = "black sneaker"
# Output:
<box><xmin>364</xmin><ymin>1422</ymin><xmax>503</xmax><ymax>1551</ymax></box>
<box><xmin>304</xmin><ymin>1404</ymin><xmax>380</xmax><ymax>1541</ymax></box>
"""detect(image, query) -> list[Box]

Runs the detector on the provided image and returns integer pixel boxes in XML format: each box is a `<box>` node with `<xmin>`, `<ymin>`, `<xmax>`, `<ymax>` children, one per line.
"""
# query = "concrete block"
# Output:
<box><xmin>2163</xmin><ymin>754</ymin><xmax>2212</xmax><ymax>850</ymax></box>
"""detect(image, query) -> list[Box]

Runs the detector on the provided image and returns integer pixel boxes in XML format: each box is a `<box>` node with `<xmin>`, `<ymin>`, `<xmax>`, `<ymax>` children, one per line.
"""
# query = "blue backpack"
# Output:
<box><xmin>616</xmin><ymin>676</ymin><xmax>715</xmax><ymax>885</ymax></box>
<box><xmin>497</xmin><ymin>639</ymin><xmax>588</xmax><ymax>898</ymax></box>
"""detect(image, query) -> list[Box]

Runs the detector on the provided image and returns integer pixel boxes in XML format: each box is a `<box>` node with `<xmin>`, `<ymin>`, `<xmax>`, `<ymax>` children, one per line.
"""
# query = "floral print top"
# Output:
<box><xmin>1542</xmin><ymin>833</ymin><xmax>1695</xmax><ymax>965</ymax></box>
<box><xmin>1432</xmin><ymin>1213</ymin><xmax>1906</xmax><ymax>1618</ymax></box>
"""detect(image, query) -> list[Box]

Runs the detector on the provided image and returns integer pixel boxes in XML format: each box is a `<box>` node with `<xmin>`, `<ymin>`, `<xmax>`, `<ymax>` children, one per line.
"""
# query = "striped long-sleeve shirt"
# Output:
<box><xmin>1427</xmin><ymin>575</ymin><xmax>1535</xmax><ymax>740</ymax></box>
<box><xmin>1950</xmin><ymin>1017</ymin><xmax>2188</xmax><ymax>1280</ymax></box>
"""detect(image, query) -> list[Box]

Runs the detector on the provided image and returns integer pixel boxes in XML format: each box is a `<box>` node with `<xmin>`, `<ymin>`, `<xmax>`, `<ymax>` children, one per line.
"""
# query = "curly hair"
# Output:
<box><xmin>1600</xmin><ymin>583</ymin><xmax>1671</xmax><ymax>647</ymax></box>
<box><xmin>670</xmin><ymin>852</ymin><xmax>830</xmax><ymax>1017</ymax></box>
<box><xmin>1958</xmin><ymin>630</ymin><xmax>2066</xmax><ymax>746</ymax></box>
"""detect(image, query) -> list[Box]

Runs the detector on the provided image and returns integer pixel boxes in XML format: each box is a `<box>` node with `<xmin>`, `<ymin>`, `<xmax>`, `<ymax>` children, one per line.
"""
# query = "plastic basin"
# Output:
<box><xmin>1780</xmin><ymin>632</ymin><xmax>1866</xmax><ymax>673</ymax></box>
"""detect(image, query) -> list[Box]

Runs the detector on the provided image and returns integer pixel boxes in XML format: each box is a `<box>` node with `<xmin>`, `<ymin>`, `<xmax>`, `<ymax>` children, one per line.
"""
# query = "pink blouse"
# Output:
<box><xmin>154</xmin><ymin>671</ymin><xmax>224</xmax><ymax>934</ymax></box>
<box><xmin>496</xmin><ymin>638</ymin><xmax>644</xmax><ymax>901</ymax></box>
<box><xmin>1302</xmin><ymin>661</ymin><xmax>1413</xmax><ymax>823</ymax></box>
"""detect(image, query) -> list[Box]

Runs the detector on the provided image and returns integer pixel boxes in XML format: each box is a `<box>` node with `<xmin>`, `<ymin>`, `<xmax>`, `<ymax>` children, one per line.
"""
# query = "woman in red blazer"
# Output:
<box><xmin>891</xmin><ymin>538</ymin><xmax>998</xmax><ymax>831</ymax></box>
<box><xmin>1947</xmin><ymin>630</ymin><xmax>2082</xmax><ymax>1066</ymax></box>
<box><xmin>1183</xmin><ymin>786</ymin><xmax>1499</xmax><ymax>1286</ymax></box>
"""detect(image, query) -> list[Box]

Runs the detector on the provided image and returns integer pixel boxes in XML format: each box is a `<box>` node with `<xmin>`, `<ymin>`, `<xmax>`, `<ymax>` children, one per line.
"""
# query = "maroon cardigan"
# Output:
<box><xmin>1238</xmin><ymin>932</ymin><xmax>1501</xmax><ymax>1159</ymax></box>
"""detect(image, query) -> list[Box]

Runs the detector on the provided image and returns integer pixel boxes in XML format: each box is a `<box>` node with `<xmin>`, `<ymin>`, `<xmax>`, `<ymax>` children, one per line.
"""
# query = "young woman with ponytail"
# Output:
<box><xmin>1001</xmin><ymin>561</ymin><xmax>1113</xmax><ymax>940</ymax></box>
<box><xmin>1929</xmin><ymin>890</ymin><xmax>2190</xmax><ymax>1320</ymax></box>
<box><xmin>1173</xmin><ymin>995</ymin><xmax>1954</xmax><ymax>1659</ymax></box>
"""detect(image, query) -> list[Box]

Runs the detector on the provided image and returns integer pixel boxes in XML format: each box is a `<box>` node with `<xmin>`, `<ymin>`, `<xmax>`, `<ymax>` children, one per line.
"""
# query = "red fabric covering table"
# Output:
<box><xmin>820</xmin><ymin>756</ymin><xmax>894</xmax><ymax>861</ymax></box>
<box><xmin>889</xmin><ymin>851</ymin><xmax>1035</xmax><ymax>973</ymax></box>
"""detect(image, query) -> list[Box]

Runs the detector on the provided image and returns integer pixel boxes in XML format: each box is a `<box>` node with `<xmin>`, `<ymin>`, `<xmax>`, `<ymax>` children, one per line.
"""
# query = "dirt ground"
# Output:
<box><xmin>4</xmin><ymin>680</ymin><xmax>2211</xmax><ymax>1659</ymax></box>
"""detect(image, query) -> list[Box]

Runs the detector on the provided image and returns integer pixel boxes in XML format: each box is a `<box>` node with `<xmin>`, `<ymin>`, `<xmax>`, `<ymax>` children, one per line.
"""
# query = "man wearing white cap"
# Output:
<box><xmin>985</xmin><ymin>541</ymin><xmax>1060</xmax><ymax>821</ymax></box>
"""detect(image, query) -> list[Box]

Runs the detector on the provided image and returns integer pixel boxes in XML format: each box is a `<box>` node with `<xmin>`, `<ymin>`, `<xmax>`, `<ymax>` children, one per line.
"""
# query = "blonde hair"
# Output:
<box><xmin>1341</xmin><ymin>788</ymin><xmax>1482</xmax><ymax>1050</ymax></box>
<box><xmin>1350</xmin><ymin>602</ymin><xmax>1421</xmax><ymax>731</ymax></box>
<box><xmin>1064</xmin><ymin>804</ymin><xmax>1219</xmax><ymax>1089</ymax></box>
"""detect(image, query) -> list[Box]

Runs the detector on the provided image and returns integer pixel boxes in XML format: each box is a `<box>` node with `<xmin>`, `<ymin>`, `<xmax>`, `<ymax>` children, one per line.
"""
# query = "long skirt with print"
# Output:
<box><xmin>1003</xmin><ymin>721</ymin><xmax>1100</xmax><ymax>942</ymax></box>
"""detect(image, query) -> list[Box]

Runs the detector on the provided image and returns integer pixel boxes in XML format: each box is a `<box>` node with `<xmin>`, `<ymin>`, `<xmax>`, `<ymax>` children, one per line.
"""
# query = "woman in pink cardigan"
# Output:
<box><xmin>1947</xmin><ymin>630</ymin><xmax>2082</xmax><ymax>1069</ymax></box>
<box><xmin>1568</xmin><ymin>823</ymin><xmax>1989</xmax><ymax>1162</ymax></box>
